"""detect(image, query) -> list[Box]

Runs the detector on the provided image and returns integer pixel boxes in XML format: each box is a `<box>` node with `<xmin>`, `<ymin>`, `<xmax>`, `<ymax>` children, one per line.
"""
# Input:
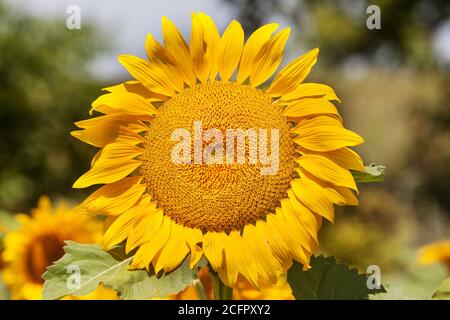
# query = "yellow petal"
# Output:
<box><xmin>272</xmin><ymin>209</ymin><xmax>311</xmax><ymax>266</ymax></box>
<box><xmin>114</xmin><ymin>126</ymin><xmax>144</xmax><ymax>146</ymax></box>
<box><xmin>287</xmin><ymin>190</ymin><xmax>320</xmax><ymax>244</ymax></box>
<box><xmin>145</xmin><ymin>33</ymin><xmax>177</xmax><ymax>65</ymax></box>
<box><xmin>198</xmin><ymin>12</ymin><xmax>221</xmax><ymax>80</ymax></box>
<box><xmin>243</xmin><ymin>224</ymin><xmax>280</xmax><ymax>284</ymax></box>
<box><xmin>250</xmin><ymin>27</ymin><xmax>290</xmax><ymax>87</ymax></box>
<box><xmin>218</xmin><ymin>232</ymin><xmax>238</xmax><ymax>286</ymax></box>
<box><xmin>102</xmin><ymin>205</ymin><xmax>144</xmax><ymax>249</ymax></box>
<box><xmin>155</xmin><ymin>223</ymin><xmax>190</xmax><ymax>273</ymax></box>
<box><xmin>73</xmin><ymin>143</ymin><xmax>142</xmax><ymax>188</ymax></box>
<box><xmin>161</xmin><ymin>16</ymin><xmax>196</xmax><ymax>86</ymax></box>
<box><xmin>75</xmin><ymin>177</ymin><xmax>146</xmax><ymax>216</ymax></box>
<box><xmin>145</xmin><ymin>216</ymin><xmax>172</xmax><ymax>270</ymax></box>
<box><xmin>237</xmin><ymin>23</ymin><xmax>279</xmax><ymax>84</ymax></box>
<box><xmin>74</xmin><ymin>113</ymin><xmax>144</xmax><ymax>130</ymax></box>
<box><xmin>280</xmin><ymin>83</ymin><xmax>340</xmax><ymax>103</ymax></box>
<box><xmin>118</xmin><ymin>55</ymin><xmax>176</xmax><ymax>97</ymax></box>
<box><xmin>145</xmin><ymin>34</ymin><xmax>185</xmax><ymax>93</ymax></box>
<box><xmin>218</xmin><ymin>20</ymin><xmax>244</xmax><ymax>81</ymax></box>
<box><xmin>296</xmin><ymin>154</ymin><xmax>357</xmax><ymax>190</ymax></box>
<box><xmin>103</xmin><ymin>80</ymin><xmax>169</xmax><ymax>101</ymax></box>
<box><xmin>297</xmin><ymin>147</ymin><xmax>364</xmax><ymax>171</ymax></box>
<box><xmin>230</xmin><ymin>233</ymin><xmax>259</xmax><ymax>286</ymax></box>
<box><xmin>332</xmin><ymin>186</ymin><xmax>359</xmax><ymax>206</ymax></box>
<box><xmin>184</xmin><ymin>227</ymin><xmax>204</xmax><ymax>269</ymax></box>
<box><xmin>72</xmin><ymin>116</ymin><xmax>144</xmax><ymax>148</ymax></box>
<box><xmin>291</xmin><ymin>178</ymin><xmax>335</xmax><ymax>222</ymax></box>
<box><xmin>257</xmin><ymin>217</ymin><xmax>293</xmax><ymax>270</ymax></box>
<box><xmin>301</xmin><ymin>171</ymin><xmax>358</xmax><ymax>206</ymax></box>
<box><xmin>90</xmin><ymin>92</ymin><xmax>157</xmax><ymax>116</ymax></box>
<box><xmin>294</xmin><ymin>122</ymin><xmax>364</xmax><ymax>152</ymax></box>
<box><xmin>129</xmin><ymin>241</ymin><xmax>153</xmax><ymax>270</ymax></box>
<box><xmin>268</xmin><ymin>48</ymin><xmax>319</xmax><ymax>96</ymax></box>
<box><xmin>203</xmin><ymin>232</ymin><xmax>223</xmax><ymax>270</ymax></box>
<box><xmin>280</xmin><ymin>199</ymin><xmax>315</xmax><ymax>253</ymax></box>
<box><xmin>190</xmin><ymin>13</ymin><xmax>209</xmax><ymax>83</ymax></box>
<box><xmin>71</xmin><ymin>123</ymin><xmax>123</xmax><ymax>148</ymax></box>
<box><xmin>293</xmin><ymin>115</ymin><xmax>343</xmax><ymax>131</ymax></box>
<box><xmin>283</xmin><ymin>98</ymin><xmax>339</xmax><ymax>119</ymax></box>
<box><xmin>125</xmin><ymin>209</ymin><xmax>163</xmax><ymax>253</ymax></box>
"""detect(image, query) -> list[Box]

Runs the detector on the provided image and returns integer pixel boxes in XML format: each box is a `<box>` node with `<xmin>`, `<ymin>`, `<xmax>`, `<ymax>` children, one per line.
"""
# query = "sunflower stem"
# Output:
<box><xmin>193</xmin><ymin>278</ymin><xmax>207</xmax><ymax>300</ymax></box>
<box><xmin>211</xmin><ymin>272</ymin><xmax>233</xmax><ymax>300</ymax></box>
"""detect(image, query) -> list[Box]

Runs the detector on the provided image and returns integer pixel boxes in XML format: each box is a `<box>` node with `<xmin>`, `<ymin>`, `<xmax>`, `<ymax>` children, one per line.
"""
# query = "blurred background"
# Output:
<box><xmin>0</xmin><ymin>0</ymin><xmax>449</xmax><ymax>299</ymax></box>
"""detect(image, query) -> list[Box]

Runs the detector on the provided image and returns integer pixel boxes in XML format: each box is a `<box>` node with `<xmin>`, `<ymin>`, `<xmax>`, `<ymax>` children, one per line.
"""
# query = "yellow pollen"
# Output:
<box><xmin>141</xmin><ymin>82</ymin><xmax>295</xmax><ymax>233</ymax></box>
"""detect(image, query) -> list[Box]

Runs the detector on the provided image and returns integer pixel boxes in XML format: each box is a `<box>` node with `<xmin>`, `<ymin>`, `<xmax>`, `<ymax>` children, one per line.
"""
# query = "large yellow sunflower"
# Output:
<box><xmin>72</xmin><ymin>13</ymin><xmax>364</xmax><ymax>288</ymax></box>
<box><xmin>1</xmin><ymin>196</ymin><xmax>118</xmax><ymax>300</ymax></box>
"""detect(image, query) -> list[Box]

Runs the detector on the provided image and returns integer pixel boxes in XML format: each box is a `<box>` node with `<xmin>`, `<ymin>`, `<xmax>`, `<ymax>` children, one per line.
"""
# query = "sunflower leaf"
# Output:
<box><xmin>287</xmin><ymin>255</ymin><xmax>385</xmax><ymax>300</ymax></box>
<box><xmin>351</xmin><ymin>163</ymin><xmax>385</xmax><ymax>183</ymax></box>
<box><xmin>432</xmin><ymin>277</ymin><xmax>450</xmax><ymax>300</ymax></box>
<box><xmin>42</xmin><ymin>241</ymin><xmax>206</xmax><ymax>300</ymax></box>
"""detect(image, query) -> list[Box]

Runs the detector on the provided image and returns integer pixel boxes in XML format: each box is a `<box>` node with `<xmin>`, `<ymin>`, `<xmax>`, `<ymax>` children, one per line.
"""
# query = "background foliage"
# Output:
<box><xmin>0</xmin><ymin>2</ymin><xmax>106</xmax><ymax>211</ymax></box>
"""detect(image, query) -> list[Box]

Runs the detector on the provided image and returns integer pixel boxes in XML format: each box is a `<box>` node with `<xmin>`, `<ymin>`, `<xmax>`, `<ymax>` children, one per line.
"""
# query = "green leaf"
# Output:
<box><xmin>351</xmin><ymin>163</ymin><xmax>385</xmax><ymax>183</ymax></box>
<box><xmin>432</xmin><ymin>277</ymin><xmax>450</xmax><ymax>300</ymax></box>
<box><xmin>42</xmin><ymin>241</ymin><xmax>206</xmax><ymax>300</ymax></box>
<box><xmin>288</xmin><ymin>255</ymin><xmax>385</xmax><ymax>300</ymax></box>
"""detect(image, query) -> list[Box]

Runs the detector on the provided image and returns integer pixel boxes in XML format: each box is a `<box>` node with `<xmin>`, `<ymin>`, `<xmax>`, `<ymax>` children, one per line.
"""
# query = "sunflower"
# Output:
<box><xmin>418</xmin><ymin>240</ymin><xmax>450</xmax><ymax>272</ymax></box>
<box><xmin>72</xmin><ymin>12</ymin><xmax>364</xmax><ymax>288</ymax></box>
<box><xmin>1</xmin><ymin>196</ymin><xmax>118</xmax><ymax>300</ymax></box>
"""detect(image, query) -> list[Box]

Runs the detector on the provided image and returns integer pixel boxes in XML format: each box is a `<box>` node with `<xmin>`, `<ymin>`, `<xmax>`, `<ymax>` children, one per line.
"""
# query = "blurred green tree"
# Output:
<box><xmin>0</xmin><ymin>3</ymin><xmax>107</xmax><ymax>211</ymax></box>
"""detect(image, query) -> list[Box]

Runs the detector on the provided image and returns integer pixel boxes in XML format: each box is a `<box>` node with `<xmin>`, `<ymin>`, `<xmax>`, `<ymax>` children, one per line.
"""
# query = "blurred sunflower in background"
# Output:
<box><xmin>0</xmin><ymin>196</ymin><xmax>118</xmax><ymax>300</ymax></box>
<box><xmin>418</xmin><ymin>240</ymin><xmax>450</xmax><ymax>272</ymax></box>
<box><xmin>72</xmin><ymin>12</ymin><xmax>364</xmax><ymax>288</ymax></box>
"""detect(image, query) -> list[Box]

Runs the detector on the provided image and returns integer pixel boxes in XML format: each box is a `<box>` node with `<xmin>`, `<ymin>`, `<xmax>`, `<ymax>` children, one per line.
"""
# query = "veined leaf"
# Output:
<box><xmin>432</xmin><ymin>277</ymin><xmax>450</xmax><ymax>300</ymax></box>
<box><xmin>288</xmin><ymin>255</ymin><xmax>385</xmax><ymax>300</ymax></box>
<box><xmin>352</xmin><ymin>163</ymin><xmax>385</xmax><ymax>183</ymax></box>
<box><xmin>42</xmin><ymin>241</ymin><xmax>205</xmax><ymax>300</ymax></box>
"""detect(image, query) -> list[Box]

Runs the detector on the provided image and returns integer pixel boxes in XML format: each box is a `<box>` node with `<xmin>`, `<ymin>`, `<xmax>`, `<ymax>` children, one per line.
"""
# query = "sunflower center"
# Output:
<box><xmin>24</xmin><ymin>234</ymin><xmax>65</xmax><ymax>284</ymax></box>
<box><xmin>141</xmin><ymin>82</ymin><xmax>295</xmax><ymax>233</ymax></box>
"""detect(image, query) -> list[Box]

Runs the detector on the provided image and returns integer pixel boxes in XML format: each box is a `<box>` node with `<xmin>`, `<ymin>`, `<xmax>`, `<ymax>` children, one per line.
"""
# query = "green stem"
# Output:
<box><xmin>211</xmin><ymin>272</ymin><xmax>233</xmax><ymax>300</ymax></box>
<box><xmin>193</xmin><ymin>279</ymin><xmax>207</xmax><ymax>300</ymax></box>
